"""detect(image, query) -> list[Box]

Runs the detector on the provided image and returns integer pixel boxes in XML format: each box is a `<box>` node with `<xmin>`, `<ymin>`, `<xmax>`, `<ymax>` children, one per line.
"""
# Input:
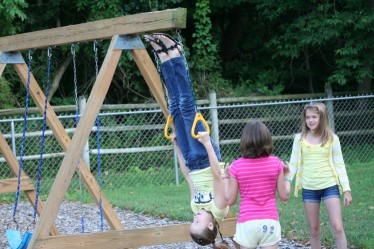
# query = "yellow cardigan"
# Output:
<box><xmin>289</xmin><ymin>133</ymin><xmax>351</xmax><ymax>197</ymax></box>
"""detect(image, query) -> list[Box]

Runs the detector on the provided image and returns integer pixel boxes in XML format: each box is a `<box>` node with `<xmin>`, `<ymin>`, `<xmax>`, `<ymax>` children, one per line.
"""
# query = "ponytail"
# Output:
<box><xmin>191</xmin><ymin>216</ymin><xmax>229</xmax><ymax>249</ymax></box>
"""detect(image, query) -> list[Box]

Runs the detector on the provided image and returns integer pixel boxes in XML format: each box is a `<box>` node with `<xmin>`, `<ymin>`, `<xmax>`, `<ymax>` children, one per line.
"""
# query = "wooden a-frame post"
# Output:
<box><xmin>1</xmin><ymin>8</ymin><xmax>238</xmax><ymax>249</ymax></box>
<box><xmin>0</xmin><ymin>8</ymin><xmax>188</xmax><ymax>249</ymax></box>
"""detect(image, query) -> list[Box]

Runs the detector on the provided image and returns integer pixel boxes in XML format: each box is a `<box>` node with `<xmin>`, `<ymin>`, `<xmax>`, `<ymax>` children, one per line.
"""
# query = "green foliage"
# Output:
<box><xmin>0</xmin><ymin>77</ymin><xmax>17</xmax><ymax>108</ymax></box>
<box><xmin>1</xmin><ymin>0</ymin><xmax>373</xmax><ymax>104</ymax></box>
<box><xmin>256</xmin><ymin>0</ymin><xmax>374</xmax><ymax>90</ymax></box>
<box><xmin>190</xmin><ymin>0</ymin><xmax>228</xmax><ymax>96</ymax></box>
<box><xmin>0</xmin><ymin>0</ymin><xmax>27</xmax><ymax>35</ymax></box>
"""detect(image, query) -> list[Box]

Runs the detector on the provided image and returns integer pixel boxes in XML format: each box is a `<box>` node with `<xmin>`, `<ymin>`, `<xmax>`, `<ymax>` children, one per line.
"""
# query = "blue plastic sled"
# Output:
<box><xmin>6</xmin><ymin>229</ymin><xmax>32</xmax><ymax>249</ymax></box>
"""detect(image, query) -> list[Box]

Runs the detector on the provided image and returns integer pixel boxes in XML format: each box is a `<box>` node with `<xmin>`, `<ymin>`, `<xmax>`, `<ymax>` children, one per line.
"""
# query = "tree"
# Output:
<box><xmin>254</xmin><ymin>0</ymin><xmax>374</xmax><ymax>93</ymax></box>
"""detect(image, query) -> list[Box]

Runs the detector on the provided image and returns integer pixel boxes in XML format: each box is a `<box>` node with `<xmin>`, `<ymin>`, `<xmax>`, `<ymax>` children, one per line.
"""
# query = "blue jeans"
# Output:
<box><xmin>302</xmin><ymin>185</ymin><xmax>340</xmax><ymax>203</ymax></box>
<box><xmin>162</xmin><ymin>57</ymin><xmax>221</xmax><ymax>171</ymax></box>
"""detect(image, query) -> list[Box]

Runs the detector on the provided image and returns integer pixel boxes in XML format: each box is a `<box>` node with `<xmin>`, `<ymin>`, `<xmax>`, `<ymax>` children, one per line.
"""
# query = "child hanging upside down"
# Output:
<box><xmin>144</xmin><ymin>33</ymin><xmax>230</xmax><ymax>249</ymax></box>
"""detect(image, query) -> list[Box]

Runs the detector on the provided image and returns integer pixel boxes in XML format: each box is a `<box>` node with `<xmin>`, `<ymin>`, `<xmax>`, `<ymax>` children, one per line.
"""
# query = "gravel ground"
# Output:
<box><xmin>0</xmin><ymin>201</ymin><xmax>312</xmax><ymax>249</ymax></box>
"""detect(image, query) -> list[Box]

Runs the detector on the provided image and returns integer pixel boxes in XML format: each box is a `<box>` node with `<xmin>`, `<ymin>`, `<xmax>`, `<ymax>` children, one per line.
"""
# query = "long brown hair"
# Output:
<box><xmin>301</xmin><ymin>102</ymin><xmax>334</xmax><ymax>145</ymax></box>
<box><xmin>190</xmin><ymin>211</ymin><xmax>229</xmax><ymax>249</ymax></box>
<box><xmin>240</xmin><ymin>121</ymin><xmax>273</xmax><ymax>158</ymax></box>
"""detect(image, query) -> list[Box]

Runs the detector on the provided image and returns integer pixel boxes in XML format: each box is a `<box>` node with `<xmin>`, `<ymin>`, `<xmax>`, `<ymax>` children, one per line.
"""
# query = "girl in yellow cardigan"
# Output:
<box><xmin>289</xmin><ymin>102</ymin><xmax>352</xmax><ymax>249</ymax></box>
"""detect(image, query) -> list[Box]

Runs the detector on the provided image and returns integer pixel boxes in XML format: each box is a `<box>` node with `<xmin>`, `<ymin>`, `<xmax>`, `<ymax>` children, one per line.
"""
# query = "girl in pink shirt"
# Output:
<box><xmin>225</xmin><ymin>121</ymin><xmax>291</xmax><ymax>249</ymax></box>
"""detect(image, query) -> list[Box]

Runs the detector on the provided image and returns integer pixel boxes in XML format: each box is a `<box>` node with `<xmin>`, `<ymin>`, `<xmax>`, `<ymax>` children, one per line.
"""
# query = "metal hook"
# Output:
<box><xmin>71</xmin><ymin>44</ymin><xmax>76</xmax><ymax>55</ymax></box>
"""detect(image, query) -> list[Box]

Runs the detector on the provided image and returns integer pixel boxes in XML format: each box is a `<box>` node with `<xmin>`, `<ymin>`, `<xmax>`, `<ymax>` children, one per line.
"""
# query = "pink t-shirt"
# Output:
<box><xmin>230</xmin><ymin>156</ymin><xmax>284</xmax><ymax>223</ymax></box>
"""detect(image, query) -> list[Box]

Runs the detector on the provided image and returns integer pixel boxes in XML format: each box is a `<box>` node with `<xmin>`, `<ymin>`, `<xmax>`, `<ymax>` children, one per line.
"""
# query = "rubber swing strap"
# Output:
<box><xmin>16</xmin><ymin>232</ymin><xmax>32</xmax><ymax>249</ymax></box>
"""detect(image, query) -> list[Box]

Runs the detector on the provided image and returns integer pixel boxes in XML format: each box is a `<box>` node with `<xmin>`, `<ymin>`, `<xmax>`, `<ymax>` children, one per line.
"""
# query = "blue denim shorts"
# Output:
<box><xmin>302</xmin><ymin>185</ymin><xmax>340</xmax><ymax>203</ymax></box>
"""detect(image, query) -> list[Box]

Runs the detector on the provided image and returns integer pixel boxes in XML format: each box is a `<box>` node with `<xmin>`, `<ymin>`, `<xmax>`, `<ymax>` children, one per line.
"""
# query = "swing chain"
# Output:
<box><xmin>47</xmin><ymin>47</ymin><xmax>52</xmax><ymax>58</ymax></box>
<box><xmin>93</xmin><ymin>40</ymin><xmax>104</xmax><ymax>232</ymax></box>
<box><xmin>13</xmin><ymin>49</ymin><xmax>33</xmax><ymax>219</ymax></box>
<box><xmin>7</xmin><ymin>216</ymin><xmax>19</xmax><ymax>230</ymax></box>
<box><xmin>26</xmin><ymin>220</ymin><xmax>36</xmax><ymax>232</ymax></box>
<box><xmin>33</xmin><ymin>47</ymin><xmax>53</xmax><ymax>223</ymax></box>
<box><xmin>94</xmin><ymin>40</ymin><xmax>99</xmax><ymax>77</ymax></box>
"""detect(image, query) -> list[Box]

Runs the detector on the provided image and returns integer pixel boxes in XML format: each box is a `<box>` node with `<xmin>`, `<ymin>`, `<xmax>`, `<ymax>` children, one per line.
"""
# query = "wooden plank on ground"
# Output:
<box><xmin>0</xmin><ymin>177</ymin><xmax>34</xmax><ymax>193</ymax></box>
<box><xmin>34</xmin><ymin>218</ymin><xmax>237</xmax><ymax>249</ymax></box>
<box><xmin>0</xmin><ymin>8</ymin><xmax>186</xmax><ymax>52</ymax></box>
<box><xmin>27</xmin><ymin>35</ymin><xmax>123</xmax><ymax>249</ymax></box>
<box><xmin>14</xmin><ymin>62</ymin><xmax>124</xmax><ymax>230</ymax></box>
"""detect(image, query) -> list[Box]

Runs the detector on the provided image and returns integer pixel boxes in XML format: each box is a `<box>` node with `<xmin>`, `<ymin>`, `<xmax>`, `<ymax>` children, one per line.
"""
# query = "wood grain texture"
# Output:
<box><xmin>26</xmin><ymin>36</ymin><xmax>123</xmax><ymax>249</ymax></box>
<box><xmin>0</xmin><ymin>132</ymin><xmax>60</xmax><ymax>235</ymax></box>
<box><xmin>34</xmin><ymin>218</ymin><xmax>237</xmax><ymax>249</ymax></box>
<box><xmin>0</xmin><ymin>177</ymin><xmax>34</xmax><ymax>193</ymax></box>
<box><xmin>0</xmin><ymin>8</ymin><xmax>186</xmax><ymax>52</ymax></box>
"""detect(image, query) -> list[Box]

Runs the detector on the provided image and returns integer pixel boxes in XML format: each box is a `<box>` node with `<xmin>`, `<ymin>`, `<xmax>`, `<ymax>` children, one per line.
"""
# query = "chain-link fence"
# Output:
<box><xmin>0</xmin><ymin>94</ymin><xmax>373</xmax><ymax>197</ymax></box>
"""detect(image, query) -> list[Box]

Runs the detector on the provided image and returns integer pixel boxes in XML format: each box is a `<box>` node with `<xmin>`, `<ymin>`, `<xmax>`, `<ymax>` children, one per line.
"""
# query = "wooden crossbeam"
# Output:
<box><xmin>34</xmin><ymin>218</ymin><xmax>237</xmax><ymax>249</ymax></box>
<box><xmin>0</xmin><ymin>177</ymin><xmax>34</xmax><ymax>193</ymax></box>
<box><xmin>0</xmin><ymin>8</ymin><xmax>186</xmax><ymax>52</ymax></box>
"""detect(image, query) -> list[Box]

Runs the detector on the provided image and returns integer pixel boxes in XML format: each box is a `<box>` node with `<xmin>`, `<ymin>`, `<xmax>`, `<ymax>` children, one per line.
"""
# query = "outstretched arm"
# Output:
<box><xmin>277</xmin><ymin>163</ymin><xmax>291</xmax><ymax>204</ymax></box>
<box><xmin>198</xmin><ymin>132</ymin><xmax>227</xmax><ymax>210</ymax></box>
<box><xmin>171</xmin><ymin>135</ymin><xmax>195</xmax><ymax>200</ymax></box>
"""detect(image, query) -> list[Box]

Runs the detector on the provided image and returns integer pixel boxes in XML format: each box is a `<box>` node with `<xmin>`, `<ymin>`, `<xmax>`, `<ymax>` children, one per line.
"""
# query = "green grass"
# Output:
<box><xmin>98</xmin><ymin>161</ymin><xmax>373</xmax><ymax>248</ymax></box>
<box><xmin>4</xmin><ymin>161</ymin><xmax>373</xmax><ymax>248</ymax></box>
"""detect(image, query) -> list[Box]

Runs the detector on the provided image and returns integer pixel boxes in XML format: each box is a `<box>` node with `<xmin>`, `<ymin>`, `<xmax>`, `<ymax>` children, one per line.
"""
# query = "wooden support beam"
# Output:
<box><xmin>0</xmin><ymin>63</ymin><xmax>5</xmax><ymax>75</ymax></box>
<box><xmin>0</xmin><ymin>177</ymin><xmax>34</xmax><ymax>193</ymax></box>
<box><xmin>14</xmin><ymin>62</ymin><xmax>124</xmax><ymax>231</ymax></box>
<box><xmin>34</xmin><ymin>218</ymin><xmax>237</xmax><ymax>249</ymax></box>
<box><xmin>0</xmin><ymin>8</ymin><xmax>186</xmax><ymax>52</ymax></box>
<box><xmin>0</xmin><ymin>132</ymin><xmax>60</xmax><ymax>235</ymax></box>
<box><xmin>27</xmin><ymin>35</ymin><xmax>123</xmax><ymax>249</ymax></box>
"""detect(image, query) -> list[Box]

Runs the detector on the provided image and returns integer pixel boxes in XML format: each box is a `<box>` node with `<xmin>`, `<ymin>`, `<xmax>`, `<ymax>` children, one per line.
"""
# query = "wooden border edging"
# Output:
<box><xmin>34</xmin><ymin>218</ymin><xmax>237</xmax><ymax>249</ymax></box>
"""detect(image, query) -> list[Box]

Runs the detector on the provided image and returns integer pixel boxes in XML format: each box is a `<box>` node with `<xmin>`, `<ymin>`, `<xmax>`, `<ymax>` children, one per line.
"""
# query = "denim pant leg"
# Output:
<box><xmin>161</xmin><ymin>60</ymin><xmax>190</xmax><ymax>162</ymax></box>
<box><xmin>171</xmin><ymin>57</ymin><xmax>221</xmax><ymax>170</ymax></box>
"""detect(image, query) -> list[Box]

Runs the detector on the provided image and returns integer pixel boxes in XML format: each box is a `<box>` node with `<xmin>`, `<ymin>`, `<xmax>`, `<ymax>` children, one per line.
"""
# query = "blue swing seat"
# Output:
<box><xmin>6</xmin><ymin>229</ymin><xmax>32</xmax><ymax>249</ymax></box>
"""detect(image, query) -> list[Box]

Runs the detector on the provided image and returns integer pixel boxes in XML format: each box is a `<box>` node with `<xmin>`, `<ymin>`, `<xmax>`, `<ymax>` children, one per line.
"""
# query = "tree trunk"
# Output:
<box><xmin>48</xmin><ymin>56</ymin><xmax>72</xmax><ymax>101</ymax></box>
<box><xmin>221</xmin><ymin>6</ymin><xmax>250</xmax><ymax>69</ymax></box>
<box><xmin>304</xmin><ymin>49</ymin><xmax>314</xmax><ymax>93</ymax></box>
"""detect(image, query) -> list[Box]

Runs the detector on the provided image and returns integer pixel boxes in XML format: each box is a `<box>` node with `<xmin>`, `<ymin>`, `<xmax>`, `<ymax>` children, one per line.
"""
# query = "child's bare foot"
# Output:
<box><xmin>154</xmin><ymin>33</ymin><xmax>181</xmax><ymax>59</ymax></box>
<box><xmin>144</xmin><ymin>35</ymin><xmax>170</xmax><ymax>62</ymax></box>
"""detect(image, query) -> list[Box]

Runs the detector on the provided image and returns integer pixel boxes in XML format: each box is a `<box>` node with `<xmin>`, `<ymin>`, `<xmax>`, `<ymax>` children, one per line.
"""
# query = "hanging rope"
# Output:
<box><xmin>94</xmin><ymin>40</ymin><xmax>104</xmax><ymax>232</ymax></box>
<box><xmin>32</xmin><ymin>47</ymin><xmax>52</xmax><ymax>225</ymax></box>
<box><xmin>12</xmin><ymin>50</ymin><xmax>33</xmax><ymax>225</ymax></box>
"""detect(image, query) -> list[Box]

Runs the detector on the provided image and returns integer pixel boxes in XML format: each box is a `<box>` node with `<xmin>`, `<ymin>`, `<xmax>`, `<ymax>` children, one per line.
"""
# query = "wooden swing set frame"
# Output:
<box><xmin>0</xmin><ymin>8</ymin><xmax>237</xmax><ymax>249</ymax></box>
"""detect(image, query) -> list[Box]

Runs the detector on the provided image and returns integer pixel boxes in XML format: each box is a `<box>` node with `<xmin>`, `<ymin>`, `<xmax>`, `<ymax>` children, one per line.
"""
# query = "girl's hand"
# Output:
<box><xmin>283</xmin><ymin>162</ymin><xmax>291</xmax><ymax>179</ymax></box>
<box><xmin>344</xmin><ymin>191</ymin><xmax>352</xmax><ymax>207</ymax></box>
<box><xmin>224</xmin><ymin>162</ymin><xmax>231</xmax><ymax>178</ymax></box>
<box><xmin>197</xmin><ymin>131</ymin><xmax>211</xmax><ymax>146</ymax></box>
<box><xmin>170</xmin><ymin>133</ymin><xmax>178</xmax><ymax>145</ymax></box>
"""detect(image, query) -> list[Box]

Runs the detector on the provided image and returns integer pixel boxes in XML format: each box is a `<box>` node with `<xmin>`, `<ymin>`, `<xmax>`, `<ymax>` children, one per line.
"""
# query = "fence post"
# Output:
<box><xmin>79</xmin><ymin>96</ymin><xmax>91</xmax><ymax>170</ymax></box>
<box><xmin>325</xmin><ymin>83</ymin><xmax>335</xmax><ymax>131</ymax></box>
<box><xmin>209</xmin><ymin>91</ymin><xmax>220</xmax><ymax>148</ymax></box>
<box><xmin>10</xmin><ymin>121</ymin><xmax>17</xmax><ymax>156</ymax></box>
<box><xmin>174</xmin><ymin>150</ymin><xmax>179</xmax><ymax>186</ymax></box>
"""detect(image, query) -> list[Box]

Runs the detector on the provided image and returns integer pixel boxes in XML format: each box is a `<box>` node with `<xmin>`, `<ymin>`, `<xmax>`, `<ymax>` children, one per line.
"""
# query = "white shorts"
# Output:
<box><xmin>233</xmin><ymin>219</ymin><xmax>281</xmax><ymax>248</ymax></box>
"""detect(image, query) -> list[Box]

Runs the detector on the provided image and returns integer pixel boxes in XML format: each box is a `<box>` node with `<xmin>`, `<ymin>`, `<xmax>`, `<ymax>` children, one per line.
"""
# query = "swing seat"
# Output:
<box><xmin>6</xmin><ymin>229</ymin><xmax>21</xmax><ymax>249</ymax></box>
<box><xmin>6</xmin><ymin>229</ymin><xmax>32</xmax><ymax>249</ymax></box>
<box><xmin>17</xmin><ymin>231</ymin><xmax>32</xmax><ymax>249</ymax></box>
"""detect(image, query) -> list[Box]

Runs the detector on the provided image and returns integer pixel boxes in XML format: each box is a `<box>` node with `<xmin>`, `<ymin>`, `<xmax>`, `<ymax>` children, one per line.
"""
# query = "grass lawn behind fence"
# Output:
<box><xmin>97</xmin><ymin>161</ymin><xmax>373</xmax><ymax>249</ymax></box>
<box><xmin>5</xmin><ymin>161</ymin><xmax>371</xmax><ymax>248</ymax></box>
